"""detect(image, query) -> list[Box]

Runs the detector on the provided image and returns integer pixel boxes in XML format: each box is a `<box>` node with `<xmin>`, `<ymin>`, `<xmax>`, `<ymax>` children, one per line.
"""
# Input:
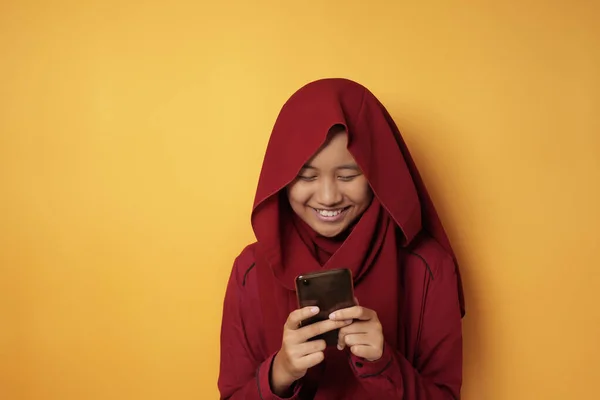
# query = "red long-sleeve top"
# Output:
<box><xmin>218</xmin><ymin>236</ymin><xmax>463</xmax><ymax>400</ymax></box>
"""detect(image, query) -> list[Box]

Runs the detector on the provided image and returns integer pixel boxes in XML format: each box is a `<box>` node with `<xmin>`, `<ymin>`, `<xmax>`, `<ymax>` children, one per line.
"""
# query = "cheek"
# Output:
<box><xmin>346</xmin><ymin>181</ymin><xmax>372</xmax><ymax>206</ymax></box>
<box><xmin>287</xmin><ymin>184</ymin><xmax>312</xmax><ymax>207</ymax></box>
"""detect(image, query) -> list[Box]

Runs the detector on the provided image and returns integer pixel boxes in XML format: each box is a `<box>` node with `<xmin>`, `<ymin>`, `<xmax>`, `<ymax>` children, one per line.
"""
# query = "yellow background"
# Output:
<box><xmin>1</xmin><ymin>1</ymin><xmax>599</xmax><ymax>399</ymax></box>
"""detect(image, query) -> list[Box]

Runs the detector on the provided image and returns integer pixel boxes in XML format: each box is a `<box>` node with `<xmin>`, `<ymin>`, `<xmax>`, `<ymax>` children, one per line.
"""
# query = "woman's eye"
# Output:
<box><xmin>298</xmin><ymin>175</ymin><xmax>317</xmax><ymax>182</ymax></box>
<box><xmin>338</xmin><ymin>175</ymin><xmax>359</xmax><ymax>182</ymax></box>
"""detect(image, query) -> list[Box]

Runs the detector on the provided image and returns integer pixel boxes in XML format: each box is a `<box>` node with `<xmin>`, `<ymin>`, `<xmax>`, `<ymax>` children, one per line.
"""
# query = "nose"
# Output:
<box><xmin>315</xmin><ymin>179</ymin><xmax>343</xmax><ymax>207</ymax></box>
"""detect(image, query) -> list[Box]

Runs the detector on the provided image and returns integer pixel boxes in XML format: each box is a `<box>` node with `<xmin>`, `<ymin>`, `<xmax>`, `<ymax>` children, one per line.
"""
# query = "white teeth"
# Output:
<box><xmin>318</xmin><ymin>209</ymin><xmax>342</xmax><ymax>217</ymax></box>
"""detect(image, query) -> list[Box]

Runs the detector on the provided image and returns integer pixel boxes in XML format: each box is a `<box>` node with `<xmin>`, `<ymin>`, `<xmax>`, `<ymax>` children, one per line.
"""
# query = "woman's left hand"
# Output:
<box><xmin>329</xmin><ymin>300</ymin><xmax>384</xmax><ymax>362</ymax></box>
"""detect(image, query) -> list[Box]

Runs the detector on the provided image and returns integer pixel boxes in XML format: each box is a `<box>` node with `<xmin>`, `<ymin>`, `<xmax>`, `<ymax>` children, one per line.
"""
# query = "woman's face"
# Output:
<box><xmin>287</xmin><ymin>130</ymin><xmax>373</xmax><ymax>238</ymax></box>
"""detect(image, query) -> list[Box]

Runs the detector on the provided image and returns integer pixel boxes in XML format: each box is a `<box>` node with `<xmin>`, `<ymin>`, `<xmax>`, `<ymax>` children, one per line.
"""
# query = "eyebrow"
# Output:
<box><xmin>337</xmin><ymin>164</ymin><xmax>361</xmax><ymax>171</ymax></box>
<box><xmin>300</xmin><ymin>164</ymin><xmax>361</xmax><ymax>171</ymax></box>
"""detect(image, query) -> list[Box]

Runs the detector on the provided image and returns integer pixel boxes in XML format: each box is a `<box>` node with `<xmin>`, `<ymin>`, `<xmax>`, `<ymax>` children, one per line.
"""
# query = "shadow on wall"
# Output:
<box><xmin>389</xmin><ymin>106</ymin><xmax>490</xmax><ymax>399</ymax></box>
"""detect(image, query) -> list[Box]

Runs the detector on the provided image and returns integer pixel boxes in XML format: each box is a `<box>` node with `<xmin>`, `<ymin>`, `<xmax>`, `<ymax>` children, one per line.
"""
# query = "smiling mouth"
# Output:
<box><xmin>313</xmin><ymin>206</ymin><xmax>350</xmax><ymax>217</ymax></box>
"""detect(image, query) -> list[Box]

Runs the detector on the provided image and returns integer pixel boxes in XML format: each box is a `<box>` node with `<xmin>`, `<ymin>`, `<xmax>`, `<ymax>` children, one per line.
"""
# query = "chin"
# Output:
<box><xmin>312</xmin><ymin>223</ymin><xmax>346</xmax><ymax>238</ymax></box>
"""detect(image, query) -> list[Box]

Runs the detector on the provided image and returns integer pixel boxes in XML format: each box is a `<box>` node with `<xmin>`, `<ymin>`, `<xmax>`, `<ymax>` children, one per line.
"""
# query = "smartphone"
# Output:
<box><xmin>295</xmin><ymin>268</ymin><xmax>356</xmax><ymax>346</ymax></box>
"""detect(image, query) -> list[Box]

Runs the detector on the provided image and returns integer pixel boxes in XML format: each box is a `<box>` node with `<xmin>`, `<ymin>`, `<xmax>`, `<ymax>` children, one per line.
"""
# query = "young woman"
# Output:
<box><xmin>218</xmin><ymin>78</ymin><xmax>465</xmax><ymax>399</ymax></box>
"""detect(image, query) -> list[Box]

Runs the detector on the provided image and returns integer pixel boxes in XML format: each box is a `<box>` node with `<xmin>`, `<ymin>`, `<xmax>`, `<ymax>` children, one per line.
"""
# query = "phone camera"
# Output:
<box><xmin>302</xmin><ymin>279</ymin><xmax>310</xmax><ymax>286</ymax></box>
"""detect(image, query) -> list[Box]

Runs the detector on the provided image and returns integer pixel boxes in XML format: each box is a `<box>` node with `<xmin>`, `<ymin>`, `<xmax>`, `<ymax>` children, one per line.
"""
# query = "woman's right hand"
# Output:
<box><xmin>270</xmin><ymin>307</ymin><xmax>352</xmax><ymax>396</ymax></box>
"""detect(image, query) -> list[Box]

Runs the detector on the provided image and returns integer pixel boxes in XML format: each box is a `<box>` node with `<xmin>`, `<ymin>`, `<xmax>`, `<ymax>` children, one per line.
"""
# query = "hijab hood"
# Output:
<box><xmin>251</xmin><ymin>78</ymin><xmax>465</xmax><ymax>354</ymax></box>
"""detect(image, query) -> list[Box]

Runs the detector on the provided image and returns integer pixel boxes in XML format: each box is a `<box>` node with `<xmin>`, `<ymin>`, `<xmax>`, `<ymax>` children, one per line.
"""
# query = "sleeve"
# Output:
<box><xmin>348</xmin><ymin>255</ymin><xmax>463</xmax><ymax>399</ymax></box>
<box><xmin>218</xmin><ymin>258</ymin><xmax>303</xmax><ymax>400</ymax></box>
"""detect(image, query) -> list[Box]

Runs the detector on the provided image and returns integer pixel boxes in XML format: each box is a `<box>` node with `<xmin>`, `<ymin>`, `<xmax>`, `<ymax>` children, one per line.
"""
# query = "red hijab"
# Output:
<box><xmin>251</xmin><ymin>78</ymin><xmax>465</xmax><ymax>355</ymax></box>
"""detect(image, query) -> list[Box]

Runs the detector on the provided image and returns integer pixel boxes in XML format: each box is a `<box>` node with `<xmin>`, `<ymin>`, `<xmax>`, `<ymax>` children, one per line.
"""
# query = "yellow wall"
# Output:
<box><xmin>1</xmin><ymin>1</ymin><xmax>598</xmax><ymax>399</ymax></box>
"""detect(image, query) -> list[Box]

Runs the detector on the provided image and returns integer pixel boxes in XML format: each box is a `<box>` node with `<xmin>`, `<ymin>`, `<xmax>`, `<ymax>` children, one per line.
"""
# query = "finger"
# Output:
<box><xmin>329</xmin><ymin>306</ymin><xmax>375</xmax><ymax>321</ymax></box>
<box><xmin>285</xmin><ymin>306</ymin><xmax>319</xmax><ymax>330</ymax></box>
<box><xmin>344</xmin><ymin>333</ymin><xmax>371</xmax><ymax>347</ymax></box>
<box><xmin>337</xmin><ymin>329</ymin><xmax>345</xmax><ymax>350</ymax></box>
<box><xmin>349</xmin><ymin>345</ymin><xmax>375</xmax><ymax>359</ymax></box>
<box><xmin>295</xmin><ymin>339</ymin><xmax>327</xmax><ymax>357</ymax></box>
<box><xmin>339</xmin><ymin>321</ymin><xmax>370</xmax><ymax>335</ymax></box>
<box><xmin>338</xmin><ymin>322</ymin><xmax>370</xmax><ymax>350</ymax></box>
<box><xmin>295</xmin><ymin>351</ymin><xmax>325</xmax><ymax>371</ymax></box>
<box><xmin>354</xmin><ymin>296</ymin><xmax>360</xmax><ymax>305</ymax></box>
<box><xmin>297</xmin><ymin>318</ymin><xmax>352</xmax><ymax>342</ymax></box>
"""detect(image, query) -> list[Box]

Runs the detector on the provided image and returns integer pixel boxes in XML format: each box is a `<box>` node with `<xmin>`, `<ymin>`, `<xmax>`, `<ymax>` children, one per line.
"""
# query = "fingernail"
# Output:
<box><xmin>329</xmin><ymin>312</ymin><xmax>336</xmax><ymax>319</ymax></box>
<box><xmin>337</xmin><ymin>344</ymin><xmax>344</xmax><ymax>350</ymax></box>
<box><xmin>310</xmin><ymin>307</ymin><xmax>319</xmax><ymax>314</ymax></box>
<box><xmin>344</xmin><ymin>319</ymin><xmax>352</xmax><ymax>324</ymax></box>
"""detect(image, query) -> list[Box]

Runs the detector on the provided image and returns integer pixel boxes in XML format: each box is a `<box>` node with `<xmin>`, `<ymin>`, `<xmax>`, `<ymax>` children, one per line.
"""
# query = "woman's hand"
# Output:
<box><xmin>271</xmin><ymin>306</ymin><xmax>352</xmax><ymax>396</ymax></box>
<box><xmin>330</xmin><ymin>300</ymin><xmax>384</xmax><ymax>362</ymax></box>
